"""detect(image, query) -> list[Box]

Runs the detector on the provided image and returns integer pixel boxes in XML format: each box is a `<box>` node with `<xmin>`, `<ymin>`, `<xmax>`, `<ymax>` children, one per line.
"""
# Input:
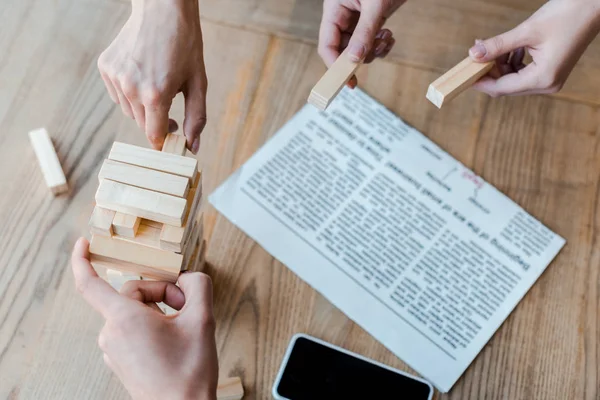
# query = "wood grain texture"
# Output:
<box><xmin>1</xmin><ymin>1</ymin><xmax>598</xmax><ymax>400</ymax></box>
<box><xmin>96</xmin><ymin>179</ymin><xmax>187</xmax><ymax>227</ymax></box>
<box><xmin>99</xmin><ymin>159</ymin><xmax>190</xmax><ymax>198</ymax></box>
<box><xmin>90</xmin><ymin>235</ymin><xmax>182</xmax><ymax>282</ymax></box>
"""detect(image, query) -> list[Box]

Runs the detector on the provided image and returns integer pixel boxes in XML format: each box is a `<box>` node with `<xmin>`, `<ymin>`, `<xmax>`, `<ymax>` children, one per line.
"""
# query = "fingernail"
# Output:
<box><xmin>348</xmin><ymin>43</ymin><xmax>366</xmax><ymax>62</ymax></box>
<box><xmin>191</xmin><ymin>136</ymin><xmax>200</xmax><ymax>154</ymax></box>
<box><xmin>375</xmin><ymin>41</ymin><xmax>387</xmax><ymax>56</ymax></box>
<box><xmin>381</xmin><ymin>30</ymin><xmax>392</xmax><ymax>40</ymax></box>
<box><xmin>469</xmin><ymin>42</ymin><xmax>486</xmax><ymax>59</ymax></box>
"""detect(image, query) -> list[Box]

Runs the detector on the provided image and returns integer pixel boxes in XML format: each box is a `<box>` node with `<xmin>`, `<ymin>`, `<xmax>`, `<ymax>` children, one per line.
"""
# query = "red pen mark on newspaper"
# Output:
<box><xmin>461</xmin><ymin>170</ymin><xmax>484</xmax><ymax>190</ymax></box>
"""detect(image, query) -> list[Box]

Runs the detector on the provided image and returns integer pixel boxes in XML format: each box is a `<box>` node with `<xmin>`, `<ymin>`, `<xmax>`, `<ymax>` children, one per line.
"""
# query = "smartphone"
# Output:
<box><xmin>272</xmin><ymin>334</ymin><xmax>434</xmax><ymax>400</ymax></box>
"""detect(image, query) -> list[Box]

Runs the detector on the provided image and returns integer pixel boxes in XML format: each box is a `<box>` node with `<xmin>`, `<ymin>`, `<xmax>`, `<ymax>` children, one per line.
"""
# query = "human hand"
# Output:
<box><xmin>469</xmin><ymin>0</ymin><xmax>600</xmax><ymax>97</ymax></box>
<box><xmin>71</xmin><ymin>238</ymin><xmax>218</xmax><ymax>400</ymax></box>
<box><xmin>98</xmin><ymin>0</ymin><xmax>207</xmax><ymax>153</ymax></box>
<box><xmin>318</xmin><ymin>0</ymin><xmax>405</xmax><ymax>87</ymax></box>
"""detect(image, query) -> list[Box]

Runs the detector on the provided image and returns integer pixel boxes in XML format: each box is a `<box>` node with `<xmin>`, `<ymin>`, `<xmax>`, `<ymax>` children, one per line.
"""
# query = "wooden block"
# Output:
<box><xmin>28</xmin><ymin>128</ymin><xmax>68</xmax><ymax>195</ymax></box>
<box><xmin>112</xmin><ymin>212</ymin><xmax>141</xmax><ymax>238</ymax></box>
<box><xmin>160</xmin><ymin>185</ymin><xmax>202</xmax><ymax>252</ymax></box>
<box><xmin>181</xmin><ymin>218</ymin><xmax>203</xmax><ymax>269</ymax></box>
<box><xmin>106</xmin><ymin>269</ymin><xmax>141</xmax><ymax>291</ymax></box>
<box><xmin>162</xmin><ymin>133</ymin><xmax>187</xmax><ymax>156</ymax></box>
<box><xmin>114</xmin><ymin>222</ymin><xmax>162</xmax><ymax>249</ymax></box>
<box><xmin>95</xmin><ymin>179</ymin><xmax>187</xmax><ymax>227</ymax></box>
<box><xmin>308</xmin><ymin>48</ymin><xmax>360</xmax><ymax>111</ymax></box>
<box><xmin>109</xmin><ymin>142</ymin><xmax>197</xmax><ymax>183</ymax></box>
<box><xmin>88</xmin><ymin>206</ymin><xmax>115</xmax><ymax>237</ymax></box>
<box><xmin>426</xmin><ymin>57</ymin><xmax>494</xmax><ymax>108</ymax></box>
<box><xmin>217</xmin><ymin>377</ymin><xmax>244</xmax><ymax>400</ymax></box>
<box><xmin>99</xmin><ymin>159</ymin><xmax>190</xmax><ymax>198</ymax></box>
<box><xmin>142</xmin><ymin>219</ymin><xmax>163</xmax><ymax>229</ymax></box>
<box><xmin>89</xmin><ymin>235</ymin><xmax>182</xmax><ymax>282</ymax></box>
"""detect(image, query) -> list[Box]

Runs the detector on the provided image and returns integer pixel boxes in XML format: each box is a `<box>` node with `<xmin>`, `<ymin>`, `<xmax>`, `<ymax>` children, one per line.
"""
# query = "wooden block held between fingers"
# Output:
<box><xmin>109</xmin><ymin>142</ymin><xmax>197</xmax><ymax>183</ymax></box>
<box><xmin>162</xmin><ymin>133</ymin><xmax>187</xmax><ymax>156</ymax></box>
<box><xmin>99</xmin><ymin>159</ymin><xmax>190</xmax><ymax>198</ymax></box>
<box><xmin>217</xmin><ymin>377</ymin><xmax>244</xmax><ymax>400</ymax></box>
<box><xmin>112</xmin><ymin>212</ymin><xmax>141</xmax><ymax>238</ymax></box>
<box><xmin>96</xmin><ymin>179</ymin><xmax>187</xmax><ymax>227</ymax></box>
<box><xmin>28</xmin><ymin>128</ymin><xmax>68</xmax><ymax>195</ymax></box>
<box><xmin>89</xmin><ymin>235</ymin><xmax>182</xmax><ymax>282</ymax></box>
<box><xmin>426</xmin><ymin>57</ymin><xmax>494</xmax><ymax>108</ymax></box>
<box><xmin>308</xmin><ymin>48</ymin><xmax>360</xmax><ymax>111</ymax></box>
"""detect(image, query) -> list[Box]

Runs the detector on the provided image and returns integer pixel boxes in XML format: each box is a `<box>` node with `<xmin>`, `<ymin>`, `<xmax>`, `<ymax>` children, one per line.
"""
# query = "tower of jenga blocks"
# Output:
<box><xmin>87</xmin><ymin>133</ymin><xmax>205</xmax><ymax>287</ymax></box>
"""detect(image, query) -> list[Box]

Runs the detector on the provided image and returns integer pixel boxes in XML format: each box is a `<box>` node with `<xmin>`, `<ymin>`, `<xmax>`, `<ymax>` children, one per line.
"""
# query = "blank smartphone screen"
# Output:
<box><xmin>276</xmin><ymin>337</ymin><xmax>432</xmax><ymax>400</ymax></box>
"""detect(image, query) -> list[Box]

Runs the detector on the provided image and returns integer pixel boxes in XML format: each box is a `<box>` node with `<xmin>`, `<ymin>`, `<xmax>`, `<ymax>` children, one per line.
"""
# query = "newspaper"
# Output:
<box><xmin>209</xmin><ymin>88</ymin><xmax>565</xmax><ymax>392</ymax></box>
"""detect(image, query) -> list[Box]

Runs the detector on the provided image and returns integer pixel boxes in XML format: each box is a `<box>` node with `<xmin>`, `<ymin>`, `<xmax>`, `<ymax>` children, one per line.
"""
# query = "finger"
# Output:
<box><xmin>373</xmin><ymin>29</ymin><xmax>392</xmax><ymax>57</ymax></box>
<box><xmin>496</xmin><ymin>53</ymin><xmax>513</xmax><ymax>77</ymax></box>
<box><xmin>472</xmin><ymin>66</ymin><xmax>537</xmax><ymax>97</ymax></box>
<box><xmin>177</xmin><ymin>272</ymin><xmax>214</xmax><ymax>321</ymax></box>
<box><xmin>183</xmin><ymin>74</ymin><xmax>207</xmax><ymax>155</ymax></box>
<box><xmin>346</xmin><ymin>2</ymin><xmax>386</xmax><ymax>62</ymax></box>
<box><xmin>147</xmin><ymin>302</ymin><xmax>164</xmax><ymax>313</ymax></box>
<box><xmin>510</xmin><ymin>47</ymin><xmax>526</xmax><ymax>71</ymax></box>
<box><xmin>71</xmin><ymin>238</ymin><xmax>123</xmax><ymax>319</ymax></box>
<box><xmin>144</xmin><ymin>102</ymin><xmax>170</xmax><ymax>150</ymax></box>
<box><xmin>132</xmin><ymin>103</ymin><xmax>146</xmax><ymax>130</ymax></box>
<box><xmin>318</xmin><ymin>2</ymin><xmax>344</xmax><ymax>66</ymax></box>
<box><xmin>120</xmin><ymin>280</ymin><xmax>186</xmax><ymax>311</ymax></box>
<box><xmin>469</xmin><ymin>25</ymin><xmax>529</xmax><ymax>63</ymax></box>
<box><xmin>379</xmin><ymin>37</ymin><xmax>396</xmax><ymax>58</ymax></box>
<box><xmin>120</xmin><ymin>79</ymin><xmax>146</xmax><ymax>129</ymax></box>
<box><xmin>103</xmin><ymin>353</ymin><xmax>115</xmax><ymax>370</ymax></box>
<box><xmin>112</xmin><ymin>79</ymin><xmax>135</xmax><ymax>119</ymax></box>
<box><xmin>100</xmin><ymin>71</ymin><xmax>119</xmax><ymax>104</ymax></box>
<box><xmin>168</xmin><ymin>119</ymin><xmax>179</xmax><ymax>133</ymax></box>
<box><xmin>346</xmin><ymin>75</ymin><xmax>358</xmax><ymax>89</ymax></box>
<box><xmin>318</xmin><ymin>19</ymin><xmax>342</xmax><ymax>66</ymax></box>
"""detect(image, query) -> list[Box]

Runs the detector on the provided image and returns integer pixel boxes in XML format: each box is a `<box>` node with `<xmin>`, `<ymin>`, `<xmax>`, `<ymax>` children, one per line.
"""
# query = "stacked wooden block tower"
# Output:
<box><xmin>88</xmin><ymin>133</ymin><xmax>205</xmax><ymax>286</ymax></box>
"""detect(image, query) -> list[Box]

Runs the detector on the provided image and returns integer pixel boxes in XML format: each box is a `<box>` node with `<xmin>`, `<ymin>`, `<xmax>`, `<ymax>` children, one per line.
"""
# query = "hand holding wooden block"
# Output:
<box><xmin>426</xmin><ymin>57</ymin><xmax>494</xmax><ymax>108</ymax></box>
<box><xmin>308</xmin><ymin>48</ymin><xmax>361</xmax><ymax>111</ymax></box>
<box><xmin>28</xmin><ymin>128</ymin><xmax>68</xmax><ymax>195</ymax></box>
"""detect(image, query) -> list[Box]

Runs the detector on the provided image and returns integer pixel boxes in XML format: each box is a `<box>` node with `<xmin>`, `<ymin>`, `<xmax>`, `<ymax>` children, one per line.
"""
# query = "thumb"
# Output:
<box><xmin>183</xmin><ymin>74</ymin><xmax>207</xmax><ymax>155</ymax></box>
<box><xmin>177</xmin><ymin>272</ymin><xmax>214</xmax><ymax>325</ymax></box>
<box><xmin>346</xmin><ymin>4</ymin><xmax>385</xmax><ymax>62</ymax></box>
<box><xmin>469</xmin><ymin>26</ymin><xmax>527</xmax><ymax>62</ymax></box>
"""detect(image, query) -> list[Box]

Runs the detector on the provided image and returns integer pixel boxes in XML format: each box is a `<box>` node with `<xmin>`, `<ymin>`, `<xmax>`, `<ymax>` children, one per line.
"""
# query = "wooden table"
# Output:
<box><xmin>1</xmin><ymin>0</ymin><xmax>598</xmax><ymax>398</ymax></box>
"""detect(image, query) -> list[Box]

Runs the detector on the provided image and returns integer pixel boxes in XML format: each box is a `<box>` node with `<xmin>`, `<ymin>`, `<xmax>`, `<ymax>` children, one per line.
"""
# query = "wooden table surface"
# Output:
<box><xmin>1</xmin><ymin>0</ymin><xmax>598</xmax><ymax>398</ymax></box>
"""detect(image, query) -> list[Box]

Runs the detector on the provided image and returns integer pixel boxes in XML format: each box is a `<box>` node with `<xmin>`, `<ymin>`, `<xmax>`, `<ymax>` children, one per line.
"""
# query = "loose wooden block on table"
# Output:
<box><xmin>89</xmin><ymin>235</ymin><xmax>182</xmax><ymax>282</ymax></box>
<box><xmin>28</xmin><ymin>128</ymin><xmax>68</xmax><ymax>195</ymax></box>
<box><xmin>88</xmin><ymin>206</ymin><xmax>115</xmax><ymax>237</ymax></box>
<box><xmin>95</xmin><ymin>179</ymin><xmax>188</xmax><ymax>227</ymax></box>
<box><xmin>109</xmin><ymin>141</ymin><xmax>198</xmax><ymax>183</ymax></box>
<box><xmin>112</xmin><ymin>212</ymin><xmax>141</xmax><ymax>238</ymax></box>
<box><xmin>216</xmin><ymin>377</ymin><xmax>244</xmax><ymax>400</ymax></box>
<box><xmin>99</xmin><ymin>159</ymin><xmax>190</xmax><ymax>198</ymax></box>
<box><xmin>426</xmin><ymin>57</ymin><xmax>494</xmax><ymax>108</ymax></box>
<box><xmin>162</xmin><ymin>133</ymin><xmax>187</xmax><ymax>156</ymax></box>
<box><xmin>308</xmin><ymin>48</ymin><xmax>360</xmax><ymax>110</ymax></box>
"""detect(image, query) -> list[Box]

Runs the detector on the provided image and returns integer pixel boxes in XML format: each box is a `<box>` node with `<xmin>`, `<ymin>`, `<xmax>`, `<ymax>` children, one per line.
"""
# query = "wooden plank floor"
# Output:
<box><xmin>0</xmin><ymin>0</ymin><xmax>598</xmax><ymax>399</ymax></box>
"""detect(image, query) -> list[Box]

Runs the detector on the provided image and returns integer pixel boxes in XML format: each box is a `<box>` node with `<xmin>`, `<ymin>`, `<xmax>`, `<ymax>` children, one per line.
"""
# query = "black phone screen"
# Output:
<box><xmin>276</xmin><ymin>337</ymin><xmax>433</xmax><ymax>400</ymax></box>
